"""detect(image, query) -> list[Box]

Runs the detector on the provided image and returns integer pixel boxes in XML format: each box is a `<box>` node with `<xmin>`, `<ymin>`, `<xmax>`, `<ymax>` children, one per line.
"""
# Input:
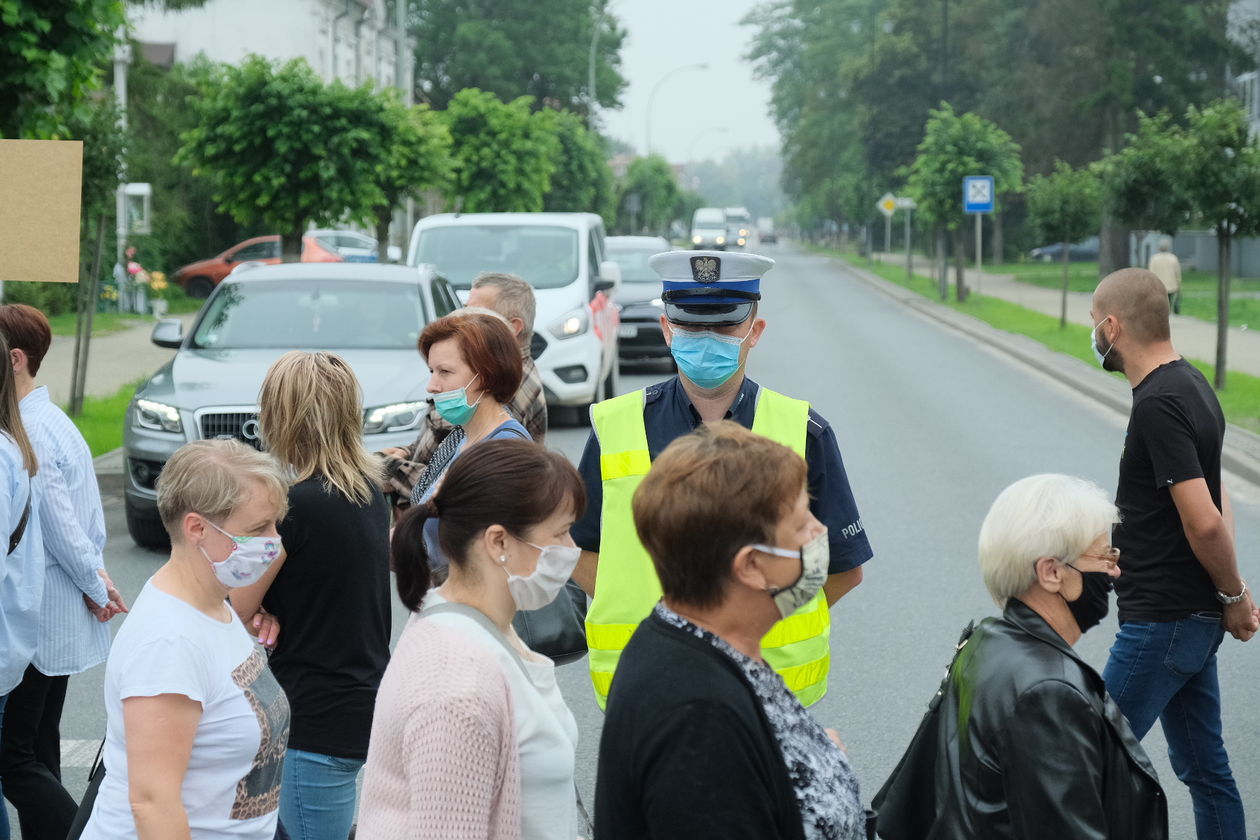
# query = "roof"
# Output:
<box><xmin>415</xmin><ymin>212</ymin><xmax>604</xmax><ymax>230</ymax></box>
<box><xmin>222</xmin><ymin>262</ymin><xmax>434</xmax><ymax>285</ymax></box>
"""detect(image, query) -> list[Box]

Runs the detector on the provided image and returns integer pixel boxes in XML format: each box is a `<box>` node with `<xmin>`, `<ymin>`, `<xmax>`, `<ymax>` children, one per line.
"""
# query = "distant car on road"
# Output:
<box><xmin>173</xmin><ymin>235</ymin><xmax>342</xmax><ymax>298</ymax></box>
<box><xmin>306</xmin><ymin>228</ymin><xmax>403</xmax><ymax>263</ymax></box>
<box><xmin>691</xmin><ymin>207</ymin><xmax>728</xmax><ymax>250</ymax></box>
<box><xmin>725</xmin><ymin>206</ymin><xmax>752</xmax><ymax>251</ymax></box>
<box><xmin>606</xmin><ymin>235</ymin><xmax>673</xmax><ymax>368</ymax></box>
<box><xmin>757</xmin><ymin>217</ymin><xmax>778</xmax><ymax>244</ymax></box>
<box><xmin>1029</xmin><ymin>236</ymin><xmax>1099</xmax><ymax>263</ymax></box>
<box><xmin>122</xmin><ymin>262</ymin><xmax>460</xmax><ymax>548</ymax></box>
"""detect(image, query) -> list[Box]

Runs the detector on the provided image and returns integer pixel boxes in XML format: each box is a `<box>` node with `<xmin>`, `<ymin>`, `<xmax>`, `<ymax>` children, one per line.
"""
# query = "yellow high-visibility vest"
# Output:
<box><xmin>585</xmin><ymin>386</ymin><xmax>831</xmax><ymax>710</ymax></box>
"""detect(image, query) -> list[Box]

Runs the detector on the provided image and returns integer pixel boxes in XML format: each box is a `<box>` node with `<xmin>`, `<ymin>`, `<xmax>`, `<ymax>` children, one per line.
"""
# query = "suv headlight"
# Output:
<box><xmin>716</xmin><ymin>235</ymin><xmax>726</xmax><ymax>245</ymax></box>
<box><xmin>133</xmin><ymin>399</ymin><xmax>183</xmax><ymax>434</ymax></box>
<box><xmin>691</xmin><ymin>235</ymin><xmax>702</xmax><ymax>244</ymax></box>
<box><xmin>550</xmin><ymin>307</ymin><xmax>589</xmax><ymax>340</ymax></box>
<box><xmin>363</xmin><ymin>401</ymin><xmax>427</xmax><ymax>435</ymax></box>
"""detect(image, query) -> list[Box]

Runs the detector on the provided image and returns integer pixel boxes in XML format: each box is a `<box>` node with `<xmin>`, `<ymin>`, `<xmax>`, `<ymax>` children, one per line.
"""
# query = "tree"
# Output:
<box><xmin>904</xmin><ymin>104</ymin><xmax>1023</xmax><ymax>301</ymax></box>
<box><xmin>1026</xmin><ymin>161</ymin><xmax>1101</xmax><ymax>327</ymax></box>
<box><xmin>407</xmin><ymin>0</ymin><xmax>627</xmax><ymax>114</ymax></box>
<box><xmin>541</xmin><ymin>109</ymin><xmax>613</xmax><ymax>220</ymax></box>
<box><xmin>1181</xmin><ymin>100</ymin><xmax>1260</xmax><ymax>390</ymax></box>
<box><xmin>370</xmin><ymin>97</ymin><xmax>452</xmax><ymax>261</ymax></box>
<box><xmin>614</xmin><ymin>156</ymin><xmax>680</xmax><ymax>236</ymax></box>
<box><xmin>0</xmin><ymin>0</ymin><xmax>126</xmax><ymax>139</ymax></box>
<box><xmin>177</xmin><ymin>56</ymin><xmax>391</xmax><ymax>260</ymax></box>
<box><xmin>442</xmin><ymin>88</ymin><xmax>560</xmax><ymax>214</ymax></box>
<box><xmin>1097</xmin><ymin>110</ymin><xmax>1192</xmax><ymax>241</ymax></box>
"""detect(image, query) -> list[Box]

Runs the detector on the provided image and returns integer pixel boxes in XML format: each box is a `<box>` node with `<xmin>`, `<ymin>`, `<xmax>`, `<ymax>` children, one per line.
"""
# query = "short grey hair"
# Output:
<box><xmin>978</xmin><ymin>474</ymin><xmax>1119</xmax><ymax>607</ymax></box>
<box><xmin>1159</xmin><ymin>237</ymin><xmax>1173</xmax><ymax>252</ymax></box>
<box><xmin>472</xmin><ymin>272</ymin><xmax>536</xmax><ymax>342</ymax></box>
<box><xmin>156</xmin><ymin>439</ymin><xmax>289</xmax><ymax>541</ymax></box>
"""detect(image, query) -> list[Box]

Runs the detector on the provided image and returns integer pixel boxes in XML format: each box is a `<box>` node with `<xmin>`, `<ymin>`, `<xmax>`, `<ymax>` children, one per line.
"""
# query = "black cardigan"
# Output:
<box><xmin>594</xmin><ymin>610</ymin><xmax>805</xmax><ymax>840</ymax></box>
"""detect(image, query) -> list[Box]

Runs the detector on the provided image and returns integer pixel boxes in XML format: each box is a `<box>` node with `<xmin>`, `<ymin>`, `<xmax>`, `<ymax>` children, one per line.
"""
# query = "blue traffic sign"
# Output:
<box><xmin>963</xmin><ymin>175</ymin><xmax>995</xmax><ymax>214</ymax></box>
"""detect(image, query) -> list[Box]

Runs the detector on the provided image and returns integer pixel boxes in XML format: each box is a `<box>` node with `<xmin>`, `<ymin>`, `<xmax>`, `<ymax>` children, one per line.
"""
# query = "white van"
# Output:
<box><xmin>407</xmin><ymin>213</ymin><xmax>622</xmax><ymax>411</ymax></box>
<box><xmin>691</xmin><ymin>207</ymin><xmax>728</xmax><ymax>250</ymax></box>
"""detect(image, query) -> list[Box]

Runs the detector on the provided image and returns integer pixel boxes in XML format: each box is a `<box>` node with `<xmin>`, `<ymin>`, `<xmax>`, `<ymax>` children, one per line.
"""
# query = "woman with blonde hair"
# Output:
<box><xmin>1</xmin><ymin>328</ymin><xmax>41</xmax><ymax>840</ymax></box>
<box><xmin>230</xmin><ymin>351</ymin><xmax>392</xmax><ymax>840</ymax></box>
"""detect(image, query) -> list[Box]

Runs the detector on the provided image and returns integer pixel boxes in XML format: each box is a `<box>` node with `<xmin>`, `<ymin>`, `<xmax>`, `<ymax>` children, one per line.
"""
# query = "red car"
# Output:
<box><xmin>173</xmin><ymin>235</ymin><xmax>341</xmax><ymax>298</ymax></box>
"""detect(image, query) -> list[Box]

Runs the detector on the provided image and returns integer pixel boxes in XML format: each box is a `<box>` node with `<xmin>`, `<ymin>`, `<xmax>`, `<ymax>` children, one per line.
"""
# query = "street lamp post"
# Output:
<box><xmin>587</xmin><ymin>1</ymin><xmax>606</xmax><ymax>121</ymax></box>
<box><xmin>644</xmin><ymin>62</ymin><xmax>708</xmax><ymax>155</ymax></box>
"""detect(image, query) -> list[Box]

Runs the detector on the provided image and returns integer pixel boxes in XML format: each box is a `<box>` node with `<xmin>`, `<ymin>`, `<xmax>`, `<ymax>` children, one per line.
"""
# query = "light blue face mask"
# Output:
<box><xmin>432</xmin><ymin>374</ymin><xmax>482</xmax><ymax>426</ymax></box>
<box><xmin>668</xmin><ymin>324</ymin><xmax>753</xmax><ymax>390</ymax></box>
<box><xmin>1091</xmin><ymin>318</ymin><xmax>1114</xmax><ymax>367</ymax></box>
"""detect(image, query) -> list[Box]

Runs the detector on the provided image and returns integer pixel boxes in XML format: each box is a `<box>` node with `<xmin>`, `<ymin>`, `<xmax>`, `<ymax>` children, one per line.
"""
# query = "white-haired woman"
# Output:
<box><xmin>230</xmin><ymin>351</ymin><xmax>391</xmax><ymax>840</ymax></box>
<box><xmin>909</xmin><ymin>473</ymin><xmax>1168</xmax><ymax>839</ymax></box>
<box><xmin>83</xmin><ymin>440</ymin><xmax>291</xmax><ymax>840</ymax></box>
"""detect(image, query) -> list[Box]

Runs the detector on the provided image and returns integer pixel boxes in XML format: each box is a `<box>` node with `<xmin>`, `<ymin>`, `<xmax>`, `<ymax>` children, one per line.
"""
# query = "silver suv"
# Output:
<box><xmin>122</xmin><ymin>262</ymin><xmax>460</xmax><ymax>548</ymax></box>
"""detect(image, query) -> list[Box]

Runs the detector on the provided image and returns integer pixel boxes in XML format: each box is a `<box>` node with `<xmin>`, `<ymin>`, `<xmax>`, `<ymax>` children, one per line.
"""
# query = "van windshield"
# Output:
<box><xmin>415</xmin><ymin>225</ymin><xmax>580</xmax><ymax>290</ymax></box>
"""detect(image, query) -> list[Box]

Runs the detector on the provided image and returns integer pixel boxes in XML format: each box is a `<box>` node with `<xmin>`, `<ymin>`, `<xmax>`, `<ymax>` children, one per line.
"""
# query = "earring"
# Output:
<box><xmin>499</xmin><ymin>554</ymin><xmax>507</xmax><ymax>565</ymax></box>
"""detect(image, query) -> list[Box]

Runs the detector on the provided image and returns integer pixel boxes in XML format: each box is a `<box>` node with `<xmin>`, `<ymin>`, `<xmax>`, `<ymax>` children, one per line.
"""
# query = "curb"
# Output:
<box><xmin>835</xmin><ymin>256</ymin><xmax>1260</xmax><ymax>489</ymax></box>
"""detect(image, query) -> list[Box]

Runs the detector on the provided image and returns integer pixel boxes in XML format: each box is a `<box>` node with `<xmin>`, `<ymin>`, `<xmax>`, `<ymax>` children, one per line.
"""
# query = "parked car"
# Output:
<box><xmin>691</xmin><ymin>207</ymin><xmax>728</xmax><ymax>250</ymax></box>
<box><xmin>757</xmin><ymin>217</ymin><xmax>778</xmax><ymax>244</ymax></box>
<box><xmin>123</xmin><ymin>262</ymin><xmax>460</xmax><ymax>548</ymax></box>
<box><xmin>1029</xmin><ymin>236</ymin><xmax>1100</xmax><ymax>262</ymax></box>
<box><xmin>408</xmin><ymin>212</ymin><xmax>622</xmax><ymax>413</ymax></box>
<box><xmin>173</xmin><ymin>235</ymin><xmax>342</xmax><ymax>298</ymax></box>
<box><xmin>307</xmin><ymin>228</ymin><xmax>403</xmax><ymax>263</ymax></box>
<box><xmin>606</xmin><ymin>235</ymin><xmax>673</xmax><ymax>368</ymax></box>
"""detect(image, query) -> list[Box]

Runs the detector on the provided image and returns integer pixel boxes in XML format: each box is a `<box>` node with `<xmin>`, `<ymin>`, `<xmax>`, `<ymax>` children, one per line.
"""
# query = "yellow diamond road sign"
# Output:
<box><xmin>878</xmin><ymin>193</ymin><xmax>897</xmax><ymax>217</ymax></box>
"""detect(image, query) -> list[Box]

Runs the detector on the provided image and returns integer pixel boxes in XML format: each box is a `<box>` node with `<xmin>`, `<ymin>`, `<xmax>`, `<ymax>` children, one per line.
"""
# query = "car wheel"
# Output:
<box><xmin>186</xmin><ymin>276</ymin><xmax>215</xmax><ymax>298</ymax></box>
<box><xmin>126</xmin><ymin>505</ymin><xmax>171</xmax><ymax>551</ymax></box>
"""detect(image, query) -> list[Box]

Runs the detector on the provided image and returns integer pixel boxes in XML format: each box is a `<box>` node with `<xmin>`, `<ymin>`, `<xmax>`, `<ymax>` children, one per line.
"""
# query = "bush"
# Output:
<box><xmin>3</xmin><ymin>282</ymin><xmax>80</xmax><ymax>316</ymax></box>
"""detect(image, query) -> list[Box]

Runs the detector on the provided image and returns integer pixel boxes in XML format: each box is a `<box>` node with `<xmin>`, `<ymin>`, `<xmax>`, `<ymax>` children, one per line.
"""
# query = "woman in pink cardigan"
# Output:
<box><xmin>358</xmin><ymin>439</ymin><xmax>586</xmax><ymax>840</ymax></box>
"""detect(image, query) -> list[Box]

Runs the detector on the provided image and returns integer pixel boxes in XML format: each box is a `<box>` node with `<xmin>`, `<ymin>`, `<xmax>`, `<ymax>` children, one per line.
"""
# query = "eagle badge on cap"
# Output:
<box><xmin>690</xmin><ymin>256</ymin><xmax>721</xmax><ymax>284</ymax></box>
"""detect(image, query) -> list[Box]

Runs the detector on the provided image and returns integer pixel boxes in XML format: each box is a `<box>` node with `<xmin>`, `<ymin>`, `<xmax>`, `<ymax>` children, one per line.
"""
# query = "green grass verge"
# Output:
<box><xmin>989</xmin><ymin>260</ymin><xmax>1260</xmax><ymax>329</ymax></box>
<box><xmin>45</xmin><ymin>290</ymin><xmax>204</xmax><ymax>337</ymax></box>
<box><xmin>66</xmin><ymin>381</ymin><xmax>141</xmax><ymax>457</ymax></box>
<box><xmin>834</xmin><ymin>249</ymin><xmax>1260</xmax><ymax>434</ymax></box>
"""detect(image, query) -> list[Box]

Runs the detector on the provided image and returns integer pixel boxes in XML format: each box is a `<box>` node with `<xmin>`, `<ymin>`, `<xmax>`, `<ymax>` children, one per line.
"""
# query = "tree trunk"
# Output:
<box><xmin>936</xmin><ymin>225</ymin><xmax>948</xmax><ymax>301</ymax></box>
<box><xmin>1098</xmin><ymin>214</ymin><xmax>1129</xmax><ymax>276</ymax></box>
<box><xmin>1059</xmin><ymin>243</ymin><xmax>1070</xmax><ymax>329</ymax></box>
<box><xmin>1215</xmin><ymin>233</ymin><xmax>1231</xmax><ymax>390</ymax></box>
<box><xmin>375</xmin><ymin>209</ymin><xmax>392</xmax><ymax>263</ymax></box>
<box><xmin>953</xmin><ymin>227</ymin><xmax>968</xmax><ymax>302</ymax></box>
<box><xmin>71</xmin><ymin>215</ymin><xmax>107</xmax><ymax>417</ymax></box>
<box><xmin>281</xmin><ymin>231</ymin><xmax>304</xmax><ymax>263</ymax></box>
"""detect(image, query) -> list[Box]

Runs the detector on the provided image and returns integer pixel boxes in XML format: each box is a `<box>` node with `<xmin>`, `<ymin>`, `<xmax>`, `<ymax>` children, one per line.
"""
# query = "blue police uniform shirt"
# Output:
<box><xmin>572</xmin><ymin>375</ymin><xmax>873</xmax><ymax>574</ymax></box>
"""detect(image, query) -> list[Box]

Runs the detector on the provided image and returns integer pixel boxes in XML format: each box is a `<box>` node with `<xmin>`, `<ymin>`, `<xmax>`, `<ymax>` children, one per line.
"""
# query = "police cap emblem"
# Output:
<box><xmin>690</xmin><ymin>256</ymin><xmax>720</xmax><ymax>284</ymax></box>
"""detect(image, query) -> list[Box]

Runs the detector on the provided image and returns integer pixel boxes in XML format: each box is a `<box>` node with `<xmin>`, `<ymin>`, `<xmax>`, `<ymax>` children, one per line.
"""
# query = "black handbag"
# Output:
<box><xmin>511</xmin><ymin>579</ymin><xmax>589</xmax><ymax>666</ymax></box>
<box><xmin>870</xmin><ymin>621</ymin><xmax>975</xmax><ymax>840</ymax></box>
<box><xmin>7</xmin><ymin>476</ymin><xmax>31</xmax><ymax>554</ymax></box>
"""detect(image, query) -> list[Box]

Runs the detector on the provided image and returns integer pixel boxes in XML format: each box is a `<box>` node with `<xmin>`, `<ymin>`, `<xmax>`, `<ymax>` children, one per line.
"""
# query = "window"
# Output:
<box><xmin>415</xmin><ymin>225</ymin><xmax>580</xmax><ymax>290</ymax></box>
<box><xmin>232</xmin><ymin>241</ymin><xmax>279</xmax><ymax>262</ymax></box>
<box><xmin>431</xmin><ymin>275</ymin><xmax>460</xmax><ymax>317</ymax></box>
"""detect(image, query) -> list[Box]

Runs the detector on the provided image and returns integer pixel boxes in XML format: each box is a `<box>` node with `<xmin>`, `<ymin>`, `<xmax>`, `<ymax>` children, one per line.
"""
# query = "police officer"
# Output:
<box><xmin>571</xmin><ymin>250</ymin><xmax>873</xmax><ymax>709</ymax></box>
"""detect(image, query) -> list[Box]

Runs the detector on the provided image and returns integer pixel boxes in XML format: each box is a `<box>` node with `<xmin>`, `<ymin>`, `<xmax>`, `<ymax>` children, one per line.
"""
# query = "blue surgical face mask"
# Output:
<box><xmin>432</xmin><ymin>374</ymin><xmax>482</xmax><ymax>426</ymax></box>
<box><xmin>668</xmin><ymin>324</ymin><xmax>754</xmax><ymax>390</ymax></box>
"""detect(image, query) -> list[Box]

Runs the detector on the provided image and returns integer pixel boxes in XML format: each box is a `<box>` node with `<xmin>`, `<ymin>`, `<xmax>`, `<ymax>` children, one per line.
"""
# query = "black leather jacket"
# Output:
<box><xmin>931</xmin><ymin>600</ymin><xmax>1167</xmax><ymax>839</ymax></box>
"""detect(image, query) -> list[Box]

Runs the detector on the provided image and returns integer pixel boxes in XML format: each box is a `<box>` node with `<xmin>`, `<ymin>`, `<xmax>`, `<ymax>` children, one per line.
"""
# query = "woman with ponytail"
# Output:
<box><xmin>0</xmin><ymin>329</ymin><xmax>40</xmax><ymax>840</ymax></box>
<box><xmin>358</xmin><ymin>438</ymin><xmax>585</xmax><ymax>840</ymax></box>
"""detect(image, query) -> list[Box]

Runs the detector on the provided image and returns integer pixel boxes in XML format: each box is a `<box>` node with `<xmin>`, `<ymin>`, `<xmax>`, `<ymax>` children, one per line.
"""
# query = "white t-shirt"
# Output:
<box><xmin>424</xmin><ymin>591</ymin><xmax>580</xmax><ymax>840</ymax></box>
<box><xmin>83</xmin><ymin>579</ymin><xmax>290</xmax><ymax>839</ymax></box>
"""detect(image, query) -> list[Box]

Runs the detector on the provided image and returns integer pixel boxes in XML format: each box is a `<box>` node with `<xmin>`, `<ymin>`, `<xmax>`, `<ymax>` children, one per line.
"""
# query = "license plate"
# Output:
<box><xmin>618</xmin><ymin>324</ymin><xmax>638</xmax><ymax>338</ymax></box>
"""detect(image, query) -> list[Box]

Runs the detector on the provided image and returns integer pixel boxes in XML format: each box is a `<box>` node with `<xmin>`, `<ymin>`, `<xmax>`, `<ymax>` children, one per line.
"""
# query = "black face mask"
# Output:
<box><xmin>1066</xmin><ymin>570</ymin><xmax>1113</xmax><ymax>634</ymax></box>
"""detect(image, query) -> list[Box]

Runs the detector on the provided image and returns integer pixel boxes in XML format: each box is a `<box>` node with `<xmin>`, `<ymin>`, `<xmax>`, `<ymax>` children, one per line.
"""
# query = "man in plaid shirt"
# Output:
<box><xmin>379</xmin><ymin>272</ymin><xmax>547</xmax><ymax>504</ymax></box>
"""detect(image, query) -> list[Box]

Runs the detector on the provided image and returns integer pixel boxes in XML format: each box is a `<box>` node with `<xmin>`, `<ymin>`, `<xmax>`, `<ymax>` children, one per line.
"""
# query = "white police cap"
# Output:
<box><xmin>649</xmin><ymin>250</ymin><xmax>775</xmax><ymax>327</ymax></box>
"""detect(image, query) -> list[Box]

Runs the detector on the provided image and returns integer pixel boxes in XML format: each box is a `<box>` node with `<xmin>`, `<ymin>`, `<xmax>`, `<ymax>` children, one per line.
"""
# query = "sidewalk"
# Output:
<box><xmin>39</xmin><ymin>313</ymin><xmax>196</xmax><ymax>406</ymax></box>
<box><xmin>872</xmin><ymin>253</ymin><xmax>1260</xmax><ymax>378</ymax></box>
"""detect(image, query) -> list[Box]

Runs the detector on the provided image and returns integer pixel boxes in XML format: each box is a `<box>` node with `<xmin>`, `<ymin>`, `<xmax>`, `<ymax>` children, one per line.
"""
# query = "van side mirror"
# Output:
<box><xmin>151</xmin><ymin>318</ymin><xmax>185</xmax><ymax>349</ymax></box>
<box><xmin>596</xmin><ymin>260</ymin><xmax>622</xmax><ymax>294</ymax></box>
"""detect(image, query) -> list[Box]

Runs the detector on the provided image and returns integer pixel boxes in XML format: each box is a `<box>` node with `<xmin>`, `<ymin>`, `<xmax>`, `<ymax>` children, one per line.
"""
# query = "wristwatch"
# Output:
<box><xmin>1215</xmin><ymin>581</ymin><xmax>1248</xmax><ymax>606</ymax></box>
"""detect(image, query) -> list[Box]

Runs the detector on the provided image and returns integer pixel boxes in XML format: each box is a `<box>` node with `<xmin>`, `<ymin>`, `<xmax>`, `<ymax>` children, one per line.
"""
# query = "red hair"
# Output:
<box><xmin>419</xmin><ymin>312</ymin><xmax>522</xmax><ymax>403</ymax></box>
<box><xmin>0</xmin><ymin>304</ymin><xmax>52</xmax><ymax>376</ymax></box>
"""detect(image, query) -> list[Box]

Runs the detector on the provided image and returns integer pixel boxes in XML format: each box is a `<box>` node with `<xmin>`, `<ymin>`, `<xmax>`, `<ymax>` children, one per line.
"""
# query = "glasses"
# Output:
<box><xmin>1077</xmin><ymin>547</ymin><xmax>1120</xmax><ymax>569</ymax></box>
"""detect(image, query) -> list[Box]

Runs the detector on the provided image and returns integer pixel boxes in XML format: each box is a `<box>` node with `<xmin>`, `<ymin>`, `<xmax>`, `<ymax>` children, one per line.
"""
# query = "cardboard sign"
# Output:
<box><xmin>0</xmin><ymin>140</ymin><xmax>84</xmax><ymax>283</ymax></box>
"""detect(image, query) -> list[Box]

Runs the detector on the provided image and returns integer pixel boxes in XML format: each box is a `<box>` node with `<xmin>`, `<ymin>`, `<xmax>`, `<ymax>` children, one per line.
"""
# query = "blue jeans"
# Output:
<box><xmin>279</xmin><ymin>748</ymin><xmax>364</xmax><ymax>840</ymax></box>
<box><xmin>1102</xmin><ymin>613</ymin><xmax>1246</xmax><ymax>840</ymax></box>
<box><xmin>1</xmin><ymin>693</ymin><xmax>8</xmax><ymax>840</ymax></box>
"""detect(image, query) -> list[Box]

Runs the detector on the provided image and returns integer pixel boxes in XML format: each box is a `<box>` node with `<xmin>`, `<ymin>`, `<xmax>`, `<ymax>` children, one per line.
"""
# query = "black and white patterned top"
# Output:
<box><xmin>655</xmin><ymin>603</ymin><xmax>865</xmax><ymax>840</ymax></box>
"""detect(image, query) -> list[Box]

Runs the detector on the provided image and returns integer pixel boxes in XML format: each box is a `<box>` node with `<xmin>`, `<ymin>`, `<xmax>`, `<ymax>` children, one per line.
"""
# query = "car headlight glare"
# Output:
<box><xmin>691</xmin><ymin>235</ymin><xmax>702</xmax><ymax>244</ymax></box>
<box><xmin>550</xmin><ymin>307</ymin><xmax>589</xmax><ymax>340</ymax></box>
<box><xmin>716</xmin><ymin>236</ymin><xmax>726</xmax><ymax>244</ymax></box>
<box><xmin>737</xmin><ymin>237</ymin><xmax>746</xmax><ymax>246</ymax></box>
<box><xmin>363</xmin><ymin>401</ymin><xmax>427</xmax><ymax>435</ymax></box>
<box><xmin>134</xmin><ymin>399</ymin><xmax>183</xmax><ymax>434</ymax></box>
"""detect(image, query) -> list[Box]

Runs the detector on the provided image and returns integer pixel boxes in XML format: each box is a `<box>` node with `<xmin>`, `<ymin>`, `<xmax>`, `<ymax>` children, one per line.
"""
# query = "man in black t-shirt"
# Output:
<box><xmin>1090</xmin><ymin>268</ymin><xmax>1256</xmax><ymax>840</ymax></box>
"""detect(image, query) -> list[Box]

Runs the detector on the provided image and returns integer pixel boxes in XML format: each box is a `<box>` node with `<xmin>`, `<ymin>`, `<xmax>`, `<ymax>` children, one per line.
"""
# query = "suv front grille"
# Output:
<box><xmin>198</xmin><ymin>411</ymin><xmax>263</xmax><ymax>450</ymax></box>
